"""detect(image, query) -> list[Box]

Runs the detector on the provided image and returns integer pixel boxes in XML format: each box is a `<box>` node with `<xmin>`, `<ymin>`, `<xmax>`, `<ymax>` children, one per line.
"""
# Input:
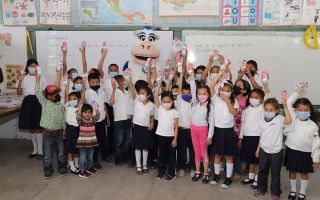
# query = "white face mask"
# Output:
<box><xmin>210</xmin><ymin>73</ymin><xmax>218</xmax><ymax>80</ymax></box>
<box><xmin>249</xmin><ymin>98</ymin><xmax>260</xmax><ymax>107</ymax></box>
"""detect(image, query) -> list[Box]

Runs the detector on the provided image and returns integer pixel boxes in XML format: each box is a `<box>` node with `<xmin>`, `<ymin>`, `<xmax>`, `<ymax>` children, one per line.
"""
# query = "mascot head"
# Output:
<box><xmin>131</xmin><ymin>26</ymin><xmax>160</xmax><ymax>65</ymax></box>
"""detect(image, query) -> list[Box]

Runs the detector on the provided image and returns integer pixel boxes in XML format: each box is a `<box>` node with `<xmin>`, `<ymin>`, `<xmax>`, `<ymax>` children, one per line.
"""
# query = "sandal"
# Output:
<box><xmin>136</xmin><ymin>167</ymin><xmax>143</xmax><ymax>175</ymax></box>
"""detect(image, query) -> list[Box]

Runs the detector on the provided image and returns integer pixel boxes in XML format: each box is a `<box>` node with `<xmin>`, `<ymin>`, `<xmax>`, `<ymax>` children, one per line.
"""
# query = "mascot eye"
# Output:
<box><xmin>148</xmin><ymin>36</ymin><xmax>155</xmax><ymax>42</ymax></box>
<box><xmin>139</xmin><ymin>35</ymin><xmax>146</xmax><ymax>41</ymax></box>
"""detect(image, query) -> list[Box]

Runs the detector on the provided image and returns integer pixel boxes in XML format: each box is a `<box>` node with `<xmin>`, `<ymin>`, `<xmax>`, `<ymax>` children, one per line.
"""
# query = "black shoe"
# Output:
<box><xmin>59</xmin><ymin>169</ymin><xmax>68</xmax><ymax>176</ymax></box>
<box><xmin>93</xmin><ymin>162</ymin><xmax>102</xmax><ymax>169</ymax></box>
<box><xmin>136</xmin><ymin>167</ymin><xmax>143</xmax><ymax>175</ymax></box>
<box><xmin>221</xmin><ymin>178</ymin><xmax>232</xmax><ymax>189</ymax></box>
<box><xmin>28</xmin><ymin>154</ymin><xmax>37</xmax><ymax>158</ymax></box>
<box><xmin>297</xmin><ymin>194</ymin><xmax>305</xmax><ymax>200</ymax></box>
<box><xmin>44</xmin><ymin>171</ymin><xmax>53</xmax><ymax>179</ymax></box>
<box><xmin>192</xmin><ymin>172</ymin><xmax>201</xmax><ymax>182</ymax></box>
<box><xmin>36</xmin><ymin>154</ymin><xmax>43</xmax><ymax>160</ymax></box>
<box><xmin>165</xmin><ymin>175</ymin><xmax>176</xmax><ymax>182</ymax></box>
<box><xmin>86</xmin><ymin>167</ymin><xmax>97</xmax><ymax>175</ymax></box>
<box><xmin>250</xmin><ymin>181</ymin><xmax>258</xmax><ymax>189</ymax></box>
<box><xmin>202</xmin><ymin>174</ymin><xmax>209</xmax><ymax>184</ymax></box>
<box><xmin>210</xmin><ymin>174</ymin><xmax>220</xmax><ymax>185</ymax></box>
<box><xmin>241</xmin><ymin>178</ymin><xmax>254</xmax><ymax>185</ymax></box>
<box><xmin>288</xmin><ymin>192</ymin><xmax>296</xmax><ymax>200</ymax></box>
<box><xmin>70</xmin><ymin>168</ymin><xmax>80</xmax><ymax>175</ymax></box>
<box><xmin>79</xmin><ymin>171</ymin><xmax>92</xmax><ymax>178</ymax></box>
<box><xmin>156</xmin><ymin>173</ymin><xmax>165</xmax><ymax>180</ymax></box>
<box><xmin>143</xmin><ymin>165</ymin><xmax>149</xmax><ymax>173</ymax></box>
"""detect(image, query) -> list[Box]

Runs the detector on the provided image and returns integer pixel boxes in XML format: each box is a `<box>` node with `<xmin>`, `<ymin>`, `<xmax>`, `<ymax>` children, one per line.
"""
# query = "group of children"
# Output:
<box><xmin>16</xmin><ymin>43</ymin><xmax>319</xmax><ymax>200</ymax></box>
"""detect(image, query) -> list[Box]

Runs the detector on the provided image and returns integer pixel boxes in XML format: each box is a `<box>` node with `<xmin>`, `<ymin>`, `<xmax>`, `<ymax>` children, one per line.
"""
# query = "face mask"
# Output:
<box><xmin>220</xmin><ymin>91</ymin><xmax>232</xmax><ymax>98</ymax></box>
<box><xmin>53</xmin><ymin>94</ymin><xmax>61</xmax><ymax>103</ymax></box>
<box><xmin>233</xmin><ymin>85</ymin><xmax>243</xmax><ymax>96</ymax></box>
<box><xmin>181</xmin><ymin>94</ymin><xmax>192</xmax><ymax>102</ymax></box>
<box><xmin>249</xmin><ymin>98</ymin><xmax>260</xmax><ymax>107</ymax></box>
<box><xmin>295</xmin><ymin>111</ymin><xmax>310</xmax><ymax>121</ymax></box>
<box><xmin>172</xmin><ymin>93</ymin><xmax>178</xmax><ymax>100</ymax></box>
<box><xmin>162</xmin><ymin>102</ymin><xmax>173</xmax><ymax>110</ymax></box>
<box><xmin>195</xmin><ymin>74</ymin><xmax>202</xmax><ymax>81</ymax></box>
<box><xmin>71</xmin><ymin>72</ymin><xmax>78</xmax><ymax>79</ymax></box>
<box><xmin>198</xmin><ymin>95</ymin><xmax>208</xmax><ymax>103</ymax></box>
<box><xmin>138</xmin><ymin>94</ymin><xmax>147</xmax><ymax>102</ymax></box>
<box><xmin>90</xmin><ymin>85</ymin><xmax>100</xmax><ymax>91</ymax></box>
<box><xmin>109</xmin><ymin>72</ymin><xmax>118</xmax><ymax>78</ymax></box>
<box><xmin>250</xmin><ymin>70</ymin><xmax>256</xmax><ymax>76</ymax></box>
<box><xmin>28</xmin><ymin>67</ymin><xmax>36</xmax><ymax>75</ymax></box>
<box><xmin>69</xmin><ymin>100</ymin><xmax>78</xmax><ymax>107</ymax></box>
<box><xmin>210</xmin><ymin>73</ymin><xmax>218</xmax><ymax>80</ymax></box>
<box><xmin>74</xmin><ymin>83</ymin><xmax>83</xmax><ymax>92</ymax></box>
<box><xmin>264</xmin><ymin>111</ymin><xmax>276</xmax><ymax>120</ymax></box>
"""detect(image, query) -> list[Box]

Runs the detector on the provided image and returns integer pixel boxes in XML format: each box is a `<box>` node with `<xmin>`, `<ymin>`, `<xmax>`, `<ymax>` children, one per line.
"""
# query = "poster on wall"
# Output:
<box><xmin>4</xmin><ymin>64</ymin><xmax>20</xmax><ymax>90</ymax></box>
<box><xmin>1</xmin><ymin>0</ymin><xmax>37</xmax><ymax>25</ymax></box>
<box><xmin>159</xmin><ymin>0</ymin><xmax>219</xmax><ymax>16</ymax></box>
<box><xmin>80</xmin><ymin>0</ymin><xmax>152</xmax><ymax>25</ymax></box>
<box><xmin>302</xmin><ymin>0</ymin><xmax>320</xmax><ymax>25</ymax></box>
<box><xmin>221</xmin><ymin>0</ymin><xmax>260</xmax><ymax>26</ymax></box>
<box><xmin>263</xmin><ymin>0</ymin><xmax>303</xmax><ymax>26</ymax></box>
<box><xmin>40</xmin><ymin>0</ymin><xmax>72</xmax><ymax>25</ymax></box>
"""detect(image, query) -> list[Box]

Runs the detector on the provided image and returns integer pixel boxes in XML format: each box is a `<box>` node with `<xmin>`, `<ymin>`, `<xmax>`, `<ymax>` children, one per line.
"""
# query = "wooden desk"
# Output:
<box><xmin>0</xmin><ymin>107</ymin><xmax>20</xmax><ymax>118</ymax></box>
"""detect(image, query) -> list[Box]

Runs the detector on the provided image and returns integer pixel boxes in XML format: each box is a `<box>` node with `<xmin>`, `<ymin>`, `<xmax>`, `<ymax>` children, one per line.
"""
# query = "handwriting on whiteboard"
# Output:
<box><xmin>192</xmin><ymin>43</ymin><xmax>252</xmax><ymax>53</ymax></box>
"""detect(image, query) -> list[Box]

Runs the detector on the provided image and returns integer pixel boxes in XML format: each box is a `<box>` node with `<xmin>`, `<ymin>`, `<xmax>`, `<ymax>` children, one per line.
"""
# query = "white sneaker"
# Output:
<box><xmin>178</xmin><ymin>169</ymin><xmax>185</xmax><ymax>177</ymax></box>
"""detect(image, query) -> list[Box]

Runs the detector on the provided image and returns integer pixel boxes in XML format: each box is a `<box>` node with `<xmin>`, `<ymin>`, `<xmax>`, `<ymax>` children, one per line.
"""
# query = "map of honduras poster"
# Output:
<box><xmin>80</xmin><ymin>0</ymin><xmax>153</xmax><ymax>25</ymax></box>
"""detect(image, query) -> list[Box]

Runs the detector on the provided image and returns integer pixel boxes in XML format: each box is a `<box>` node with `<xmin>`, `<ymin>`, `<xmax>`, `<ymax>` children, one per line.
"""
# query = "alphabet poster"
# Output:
<box><xmin>302</xmin><ymin>0</ymin><xmax>320</xmax><ymax>25</ymax></box>
<box><xmin>222</xmin><ymin>0</ymin><xmax>260</xmax><ymax>26</ymax></box>
<box><xmin>40</xmin><ymin>0</ymin><xmax>71</xmax><ymax>25</ymax></box>
<box><xmin>263</xmin><ymin>0</ymin><xmax>303</xmax><ymax>26</ymax></box>
<box><xmin>1</xmin><ymin>0</ymin><xmax>37</xmax><ymax>25</ymax></box>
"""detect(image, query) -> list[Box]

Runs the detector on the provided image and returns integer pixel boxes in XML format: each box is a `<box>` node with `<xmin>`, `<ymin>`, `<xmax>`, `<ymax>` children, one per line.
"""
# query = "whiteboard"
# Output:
<box><xmin>0</xmin><ymin>25</ymin><xmax>27</xmax><ymax>92</ymax></box>
<box><xmin>36</xmin><ymin>31</ymin><xmax>173</xmax><ymax>84</ymax></box>
<box><xmin>183</xmin><ymin>31</ymin><xmax>320</xmax><ymax>105</ymax></box>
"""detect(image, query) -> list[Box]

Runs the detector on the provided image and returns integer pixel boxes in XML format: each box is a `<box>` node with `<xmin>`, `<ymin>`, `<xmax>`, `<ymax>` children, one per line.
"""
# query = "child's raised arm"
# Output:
<box><xmin>246</xmin><ymin>67</ymin><xmax>262</xmax><ymax>90</ymax></box>
<box><xmin>62</xmin><ymin>45</ymin><xmax>68</xmax><ymax>76</ymax></box>
<box><xmin>154</xmin><ymin>82</ymin><xmax>161</xmax><ymax>109</ymax></box>
<box><xmin>147</xmin><ymin>67</ymin><xmax>153</xmax><ymax>89</ymax></box>
<box><xmin>127</xmin><ymin>78</ymin><xmax>137</xmax><ymax>100</ymax></box>
<box><xmin>177</xmin><ymin>69</ymin><xmax>183</xmax><ymax>95</ymax></box>
<box><xmin>209</xmin><ymin>69</ymin><xmax>224</xmax><ymax>97</ymax></box>
<box><xmin>202</xmin><ymin>55</ymin><xmax>214</xmax><ymax>80</ymax></box>
<box><xmin>283</xmin><ymin>98</ymin><xmax>292</xmax><ymax>125</ymax></box>
<box><xmin>55</xmin><ymin>67</ymin><xmax>63</xmax><ymax>88</ymax></box>
<box><xmin>189</xmin><ymin>71</ymin><xmax>197</xmax><ymax>104</ymax></box>
<box><xmin>97</xmin><ymin>47</ymin><xmax>108</xmax><ymax>79</ymax></box>
<box><xmin>109</xmin><ymin>80</ymin><xmax>117</xmax><ymax>105</ymax></box>
<box><xmin>81</xmin><ymin>44</ymin><xmax>88</xmax><ymax>74</ymax></box>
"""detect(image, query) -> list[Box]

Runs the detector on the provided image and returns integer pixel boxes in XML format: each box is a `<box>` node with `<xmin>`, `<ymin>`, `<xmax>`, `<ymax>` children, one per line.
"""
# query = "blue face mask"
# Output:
<box><xmin>295</xmin><ymin>111</ymin><xmax>310</xmax><ymax>121</ymax></box>
<box><xmin>109</xmin><ymin>72</ymin><xmax>118</xmax><ymax>78</ymax></box>
<box><xmin>28</xmin><ymin>67</ymin><xmax>36</xmax><ymax>75</ymax></box>
<box><xmin>195</xmin><ymin>74</ymin><xmax>202</xmax><ymax>81</ymax></box>
<box><xmin>74</xmin><ymin>83</ymin><xmax>83</xmax><ymax>92</ymax></box>
<box><xmin>181</xmin><ymin>94</ymin><xmax>192</xmax><ymax>102</ymax></box>
<box><xmin>264</xmin><ymin>111</ymin><xmax>276</xmax><ymax>120</ymax></box>
<box><xmin>69</xmin><ymin>100</ymin><xmax>78</xmax><ymax>107</ymax></box>
<box><xmin>71</xmin><ymin>72</ymin><xmax>78</xmax><ymax>79</ymax></box>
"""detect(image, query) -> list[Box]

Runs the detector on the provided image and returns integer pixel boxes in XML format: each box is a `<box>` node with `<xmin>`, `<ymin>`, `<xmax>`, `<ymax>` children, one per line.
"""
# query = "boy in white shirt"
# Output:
<box><xmin>109</xmin><ymin>75</ymin><xmax>131</xmax><ymax>166</ymax></box>
<box><xmin>85</xmin><ymin>73</ymin><xmax>110</xmax><ymax>169</ymax></box>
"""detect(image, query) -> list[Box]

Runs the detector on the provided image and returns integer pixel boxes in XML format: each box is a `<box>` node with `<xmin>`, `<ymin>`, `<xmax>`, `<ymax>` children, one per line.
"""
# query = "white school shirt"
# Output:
<box><xmin>85</xmin><ymin>88</ymin><xmax>108</xmax><ymax>122</ymax></box>
<box><xmin>22</xmin><ymin>74</ymin><xmax>47</xmax><ymax>96</ymax></box>
<box><xmin>102</xmin><ymin>76</ymin><xmax>113</xmax><ymax>105</ymax></box>
<box><xmin>242</xmin><ymin>74</ymin><xmax>263</xmax><ymax>89</ymax></box>
<box><xmin>132</xmin><ymin>99</ymin><xmax>154</xmax><ymax>127</ymax></box>
<box><xmin>211</xmin><ymin>94</ymin><xmax>239</xmax><ymax>128</ymax></box>
<box><xmin>156</xmin><ymin>106</ymin><xmax>178</xmax><ymax>137</ymax></box>
<box><xmin>283</xmin><ymin>92</ymin><xmax>320</xmax><ymax>162</ymax></box>
<box><xmin>239</xmin><ymin>105</ymin><xmax>264</xmax><ymax>139</ymax></box>
<box><xmin>64</xmin><ymin>105</ymin><xmax>78</xmax><ymax>127</ymax></box>
<box><xmin>112</xmin><ymin>88</ymin><xmax>130</xmax><ymax>121</ymax></box>
<box><xmin>259</xmin><ymin>115</ymin><xmax>285</xmax><ymax>154</ymax></box>
<box><xmin>176</xmin><ymin>95</ymin><xmax>192</xmax><ymax>129</ymax></box>
<box><xmin>153</xmin><ymin>95</ymin><xmax>161</xmax><ymax>120</ymax></box>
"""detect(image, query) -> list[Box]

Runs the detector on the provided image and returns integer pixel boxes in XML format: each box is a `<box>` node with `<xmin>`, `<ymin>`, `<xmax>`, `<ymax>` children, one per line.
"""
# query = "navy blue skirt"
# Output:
<box><xmin>241</xmin><ymin>136</ymin><xmax>260</xmax><ymax>164</ymax></box>
<box><xmin>132</xmin><ymin>124</ymin><xmax>153</xmax><ymax>149</ymax></box>
<box><xmin>212</xmin><ymin>127</ymin><xmax>236</xmax><ymax>156</ymax></box>
<box><xmin>19</xmin><ymin>95</ymin><xmax>42</xmax><ymax>130</ymax></box>
<box><xmin>64</xmin><ymin>124</ymin><xmax>80</xmax><ymax>154</ymax></box>
<box><xmin>284</xmin><ymin>147</ymin><xmax>314</xmax><ymax>173</ymax></box>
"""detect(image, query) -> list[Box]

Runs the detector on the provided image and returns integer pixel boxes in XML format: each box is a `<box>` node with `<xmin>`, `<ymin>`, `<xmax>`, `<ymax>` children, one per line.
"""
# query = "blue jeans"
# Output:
<box><xmin>43</xmin><ymin>130</ymin><xmax>67</xmax><ymax>173</ymax></box>
<box><xmin>94</xmin><ymin>120</ymin><xmax>108</xmax><ymax>162</ymax></box>
<box><xmin>79</xmin><ymin>148</ymin><xmax>94</xmax><ymax>171</ymax></box>
<box><xmin>114</xmin><ymin>120</ymin><xmax>131</xmax><ymax>162</ymax></box>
